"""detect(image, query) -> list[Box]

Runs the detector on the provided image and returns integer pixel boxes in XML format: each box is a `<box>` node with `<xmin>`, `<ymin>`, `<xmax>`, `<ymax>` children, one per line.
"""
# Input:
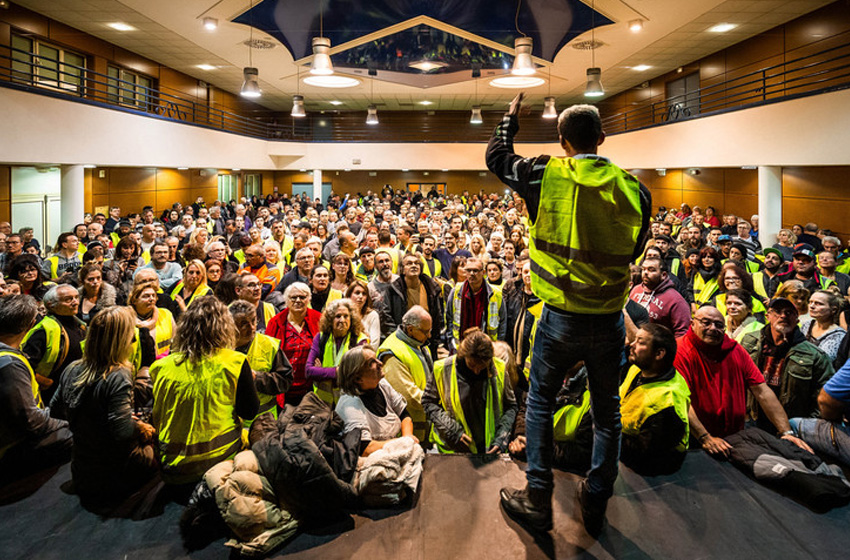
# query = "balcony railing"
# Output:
<box><xmin>601</xmin><ymin>41</ymin><xmax>850</xmax><ymax>134</ymax></box>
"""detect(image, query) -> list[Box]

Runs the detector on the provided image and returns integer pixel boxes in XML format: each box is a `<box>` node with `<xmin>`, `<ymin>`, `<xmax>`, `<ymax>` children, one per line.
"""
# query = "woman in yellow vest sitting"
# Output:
<box><xmin>229</xmin><ymin>300</ymin><xmax>293</xmax><ymax>445</ymax></box>
<box><xmin>50</xmin><ymin>306</ymin><xmax>158</xmax><ymax>508</ymax></box>
<box><xmin>151</xmin><ymin>297</ymin><xmax>259</xmax><ymax>485</ymax></box>
<box><xmin>305</xmin><ymin>298</ymin><xmax>368</xmax><ymax>407</ymax></box>
<box><xmin>690</xmin><ymin>246</ymin><xmax>722</xmax><ymax>313</ymax></box>
<box><xmin>336</xmin><ymin>346</ymin><xmax>418</xmax><ymax>456</ymax></box>
<box><xmin>128</xmin><ymin>283</ymin><xmax>175</xmax><ymax>360</ymax></box>
<box><xmin>168</xmin><ymin>259</ymin><xmax>212</xmax><ymax>313</ymax></box>
<box><xmin>422</xmin><ymin>329</ymin><xmax>517</xmax><ymax>454</ymax></box>
<box><xmin>723</xmin><ymin>288</ymin><xmax>765</xmax><ymax>342</ymax></box>
<box><xmin>709</xmin><ymin>262</ymin><xmax>767</xmax><ymax>322</ymax></box>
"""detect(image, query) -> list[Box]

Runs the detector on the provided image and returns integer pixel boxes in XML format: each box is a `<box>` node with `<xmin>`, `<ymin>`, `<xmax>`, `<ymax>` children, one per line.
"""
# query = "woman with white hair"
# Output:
<box><xmin>266</xmin><ymin>282</ymin><xmax>321</xmax><ymax>406</ymax></box>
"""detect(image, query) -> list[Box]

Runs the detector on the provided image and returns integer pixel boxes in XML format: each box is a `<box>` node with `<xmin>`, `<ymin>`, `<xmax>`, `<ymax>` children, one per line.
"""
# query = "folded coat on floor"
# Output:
<box><xmin>353</xmin><ymin>436</ymin><xmax>425</xmax><ymax>507</ymax></box>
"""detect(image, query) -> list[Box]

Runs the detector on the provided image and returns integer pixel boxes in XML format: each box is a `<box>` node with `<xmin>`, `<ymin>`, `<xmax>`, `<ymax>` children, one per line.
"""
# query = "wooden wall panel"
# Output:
<box><xmin>0</xmin><ymin>166</ymin><xmax>11</xmax><ymax>223</ymax></box>
<box><xmin>782</xmin><ymin>166</ymin><xmax>850</xmax><ymax>240</ymax></box>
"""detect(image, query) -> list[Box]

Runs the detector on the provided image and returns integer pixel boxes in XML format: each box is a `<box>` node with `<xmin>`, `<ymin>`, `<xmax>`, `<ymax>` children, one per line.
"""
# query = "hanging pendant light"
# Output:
<box><xmin>542</xmin><ymin>97</ymin><xmax>558</xmax><ymax>118</ymax></box>
<box><xmin>584</xmin><ymin>0</ymin><xmax>604</xmax><ymax>98</ymax></box>
<box><xmin>310</xmin><ymin>37</ymin><xmax>334</xmax><ymax>75</ymax></box>
<box><xmin>240</xmin><ymin>0</ymin><xmax>261</xmax><ymax>98</ymax></box>
<box><xmin>240</xmin><ymin>67</ymin><xmax>261</xmax><ymax>98</ymax></box>
<box><xmin>470</xmin><ymin>106</ymin><xmax>483</xmax><ymax>124</ymax></box>
<box><xmin>366</xmin><ymin>104</ymin><xmax>379</xmax><ymax>125</ymax></box>
<box><xmin>511</xmin><ymin>37</ymin><xmax>536</xmax><ymax>76</ymax></box>
<box><xmin>291</xmin><ymin>95</ymin><xmax>306</xmax><ymax>117</ymax></box>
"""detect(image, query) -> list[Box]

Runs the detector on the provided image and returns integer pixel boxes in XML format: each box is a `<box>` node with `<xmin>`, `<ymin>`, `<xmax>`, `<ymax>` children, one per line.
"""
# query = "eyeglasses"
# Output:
<box><xmin>695</xmin><ymin>318</ymin><xmax>725</xmax><ymax>330</ymax></box>
<box><xmin>289</xmin><ymin>295</ymin><xmax>308</xmax><ymax>301</ymax></box>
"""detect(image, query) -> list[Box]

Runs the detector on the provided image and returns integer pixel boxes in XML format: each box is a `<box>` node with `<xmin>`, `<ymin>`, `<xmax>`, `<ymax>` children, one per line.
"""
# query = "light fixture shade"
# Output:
<box><xmin>366</xmin><ymin>104</ymin><xmax>379</xmax><ymax>125</ymax></box>
<box><xmin>511</xmin><ymin>37</ymin><xmax>536</xmax><ymax>76</ymax></box>
<box><xmin>310</xmin><ymin>37</ymin><xmax>334</xmax><ymax>76</ymax></box>
<box><xmin>542</xmin><ymin>97</ymin><xmax>558</xmax><ymax>119</ymax></box>
<box><xmin>470</xmin><ymin>105</ymin><xmax>483</xmax><ymax>124</ymax></box>
<box><xmin>202</xmin><ymin>17</ymin><xmax>218</xmax><ymax>31</ymax></box>
<box><xmin>240</xmin><ymin>67</ymin><xmax>261</xmax><ymax>98</ymax></box>
<box><xmin>584</xmin><ymin>67</ymin><xmax>604</xmax><ymax>98</ymax></box>
<box><xmin>291</xmin><ymin>95</ymin><xmax>306</xmax><ymax>117</ymax></box>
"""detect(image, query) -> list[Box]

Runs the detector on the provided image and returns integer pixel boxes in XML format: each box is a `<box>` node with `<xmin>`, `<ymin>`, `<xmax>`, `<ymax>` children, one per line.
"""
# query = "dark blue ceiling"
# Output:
<box><xmin>234</xmin><ymin>0</ymin><xmax>613</xmax><ymax>63</ymax></box>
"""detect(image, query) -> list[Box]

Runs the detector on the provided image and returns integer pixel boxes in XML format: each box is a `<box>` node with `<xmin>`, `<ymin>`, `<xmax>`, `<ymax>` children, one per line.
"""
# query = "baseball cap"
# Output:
<box><xmin>768</xmin><ymin>297</ymin><xmax>798</xmax><ymax>314</ymax></box>
<box><xmin>792</xmin><ymin>243</ymin><xmax>815</xmax><ymax>259</ymax></box>
<box><xmin>716</xmin><ymin>235</ymin><xmax>733</xmax><ymax>243</ymax></box>
<box><xmin>762</xmin><ymin>247</ymin><xmax>785</xmax><ymax>261</ymax></box>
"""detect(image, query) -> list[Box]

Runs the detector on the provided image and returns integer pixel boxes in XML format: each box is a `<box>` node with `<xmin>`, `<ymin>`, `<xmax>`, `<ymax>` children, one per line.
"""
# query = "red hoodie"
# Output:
<box><xmin>629</xmin><ymin>277</ymin><xmax>691</xmax><ymax>338</ymax></box>
<box><xmin>674</xmin><ymin>328</ymin><xmax>765</xmax><ymax>438</ymax></box>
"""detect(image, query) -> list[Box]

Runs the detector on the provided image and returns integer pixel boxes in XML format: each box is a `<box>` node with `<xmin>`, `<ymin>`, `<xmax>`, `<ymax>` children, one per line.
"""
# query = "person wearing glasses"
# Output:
<box><xmin>445</xmin><ymin>257</ymin><xmax>506</xmax><ymax>354</ymax></box>
<box><xmin>277</xmin><ymin>247</ymin><xmax>316</xmax><ymax>295</ymax></box>
<box><xmin>1</xmin><ymin>234</ymin><xmax>26</xmax><ymax>277</ymax></box>
<box><xmin>674</xmin><ymin>304</ymin><xmax>813</xmax><ymax>459</ymax></box>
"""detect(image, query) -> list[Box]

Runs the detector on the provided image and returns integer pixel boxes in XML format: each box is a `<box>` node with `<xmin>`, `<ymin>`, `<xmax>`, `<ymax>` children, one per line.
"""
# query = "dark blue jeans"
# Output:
<box><xmin>525</xmin><ymin>306</ymin><xmax>625</xmax><ymax>500</ymax></box>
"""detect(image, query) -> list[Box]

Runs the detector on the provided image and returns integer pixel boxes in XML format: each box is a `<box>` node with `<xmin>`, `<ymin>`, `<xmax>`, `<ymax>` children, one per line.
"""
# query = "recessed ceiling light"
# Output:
<box><xmin>196</xmin><ymin>64</ymin><xmax>216</xmax><ymax>71</ymax></box>
<box><xmin>299</xmin><ymin>169</ymin><xmax>307</xmax><ymax>172</ymax></box>
<box><xmin>83</xmin><ymin>164</ymin><xmax>96</xmax><ymax>169</ymax></box>
<box><xmin>489</xmin><ymin>76</ymin><xmax>546</xmax><ymax>89</ymax></box>
<box><xmin>302</xmin><ymin>75</ymin><xmax>361</xmax><ymax>88</ymax></box>
<box><xmin>708</xmin><ymin>23</ymin><xmax>737</xmax><ymax>33</ymax></box>
<box><xmin>107</xmin><ymin>22</ymin><xmax>136</xmax><ymax>31</ymax></box>
<box><xmin>344</xmin><ymin>168</ymin><xmax>351</xmax><ymax>172</ymax></box>
<box><xmin>329</xmin><ymin>100</ymin><xmax>343</xmax><ymax>105</ymax></box>
<box><xmin>441</xmin><ymin>169</ymin><xmax>449</xmax><ymax>172</ymax></box>
<box><xmin>178</xmin><ymin>167</ymin><xmax>189</xmax><ymax>170</ymax></box>
<box><xmin>629</xmin><ymin>20</ymin><xmax>644</xmax><ymax>33</ymax></box>
<box><xmin>202</xmin><ymin>17</ymin><xmax>218</xmax><ymax>31</ymax></box>
<box><xmin>409</xmin><ymin>60</ymin><xmax>448</xmax><ymax>72</ymax></box>
<box><xmin>419</xmin><ymin>100</ymin><xmax>433</xmax><ymax>106</ymax></box>
<box><xmin>632</xmin><ymin>65</ymin><xmax>651</xmax><ymax>72</ymax></box>
<box><xmin>402</xmin><ymin>169</ymin><xmax>410</xmax><ymax>172</ymax></box>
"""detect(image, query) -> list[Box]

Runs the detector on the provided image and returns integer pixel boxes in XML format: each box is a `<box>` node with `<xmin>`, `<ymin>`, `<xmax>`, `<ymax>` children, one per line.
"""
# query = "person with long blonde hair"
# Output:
<box><xmin>50</xmin><ymin>306</ymin><xmax>158</xmax><ymax>506</ymax></box>
<box><xmin>168</xmin><ymin>259</ymin><xmax>211</xmax><ymax>313</ymax></box>
<box><xmin>151</xmin><ymin>296</ymin><xmax>259</xmax><ymax>484</ymax></box>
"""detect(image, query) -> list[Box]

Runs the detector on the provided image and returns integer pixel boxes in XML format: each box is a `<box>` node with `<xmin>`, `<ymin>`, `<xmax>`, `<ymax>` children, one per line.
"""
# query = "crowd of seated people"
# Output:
<box><xmin>1</xmin><ymin>185</ymin><xmax>850</xmax><ymax>540</ymax></box>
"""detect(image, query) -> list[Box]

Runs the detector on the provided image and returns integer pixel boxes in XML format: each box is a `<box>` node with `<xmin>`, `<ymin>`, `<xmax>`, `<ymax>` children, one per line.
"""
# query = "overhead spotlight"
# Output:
<box><xmin>584</xmin><ymin>67</ymin><xmax>604</xmax><ymax>98</ymax></box>
<box><xmin>310</xmin><ymin>37</ymin><xmax>334</xmax><ymax>75</ymax></box>
<box><xmin>291</xmin><ymin>95</ymin><xmax>306</xmax><ymax>117</ymax></box>
<box><xmin>688</xmin><ymin>168</ymin><xmax>701</xmax><ymax>176</ymax></box>
<box><xmin>656</xmin><ymin>168</ymin><xmax>667</xmax><ymax>176</ymax></box>
<box><xmin>542</xmin><ymin>97</ymin><xmax>558</xmax><ymax>119</ymax></box>
<box><xmin>511</xmin><ymin>37</ymin><xmax>536</xmax><ymax>76</ymax></box>
<box><xmin>240</xmin><ymin>67</ymin><xmax>261</xmax><ymax>98</ymax></box>
<box><xmin>629</xmin><ymin>19</ymin><xmax>643</xmax><ymax>32</ymax></box>
<box><xmin>366</xmin><ymin>104</ymin><xmax>379</xmax><ymax>125</ymax></box>
<box><xmin>470</xmin><ymin>105</ymin><xmax>483</xmax><ymax>124</ymax></box>
<box><xmin>202</xmin><ymin>17</ymin><xmax>218</xmax><ymax>31</ymax></box>
<box><xmin>0</xmin><ymin>0</ymin><xmax>10</xmax><ymax>9</ymax></box>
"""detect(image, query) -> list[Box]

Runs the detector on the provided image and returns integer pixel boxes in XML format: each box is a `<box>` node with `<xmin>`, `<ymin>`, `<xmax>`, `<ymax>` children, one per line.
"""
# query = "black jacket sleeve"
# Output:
<box><xmin>235</xmin><ymin>361</ymin><xmax>260</xmax><ymax>420</ymax></box>
<box><xmin>253</xmin><ymin>346</ymin><xmax>294</xmax><ymax>395</ymax></box>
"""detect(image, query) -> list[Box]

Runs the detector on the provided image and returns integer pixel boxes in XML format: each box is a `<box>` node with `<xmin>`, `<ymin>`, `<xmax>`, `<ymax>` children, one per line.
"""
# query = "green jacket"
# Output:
<box><xmin>740</xmin><ymin>326</ymin><xmax>834</xmax><ymax>421</ymax></box>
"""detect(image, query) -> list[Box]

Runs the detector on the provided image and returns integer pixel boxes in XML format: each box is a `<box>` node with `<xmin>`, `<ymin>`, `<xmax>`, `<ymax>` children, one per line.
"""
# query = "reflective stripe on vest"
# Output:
<box><xmin>377</xmin><ymin>331</ymin><xmax>430</xmax><ymax>435</ymax></box>
<box><xmin>752</xmin><ymin>271</ymin><xmax>769</xmax><ymax>300</ymax></box>
<box><xmin>46</xmin><ymin>255</ymin><xmax>59</xmax><ymax>279</ymax></box>
<box><xmin>522</xmin><ymin>302</ymin><xmax>545</xmax><ymax>381</ymax></box>
<box><xmin>429</xmin><ymin>356</ymin><xmax>505</xmax><ymax>454</ymax></box>
<box><xmin>451</xmin><ymin>284</ymin><xmax>503</xmax><ymax>342</ymax></box>
<box><xmin>22</xmin><ymin>316</ymin><xmax>61</xmax><ymax>377</ymax></box>
<box><xmin>422</xmin><ymin>257</ymin><xmax>442</xmax><ymax>279</ymax></box>
<box><xmin>243</xmin><ymin>333</ymin><xmax>282</xmax><ymax>429</ymax></box>
<box><xmin>151</xmin><ymin>348</ymin><xmax>245</xmax><ymax>483</ymax></box>
<box><xmin>155</xmin><ymin>308</ymin><xmax>174</xmax><ymax>356</ymax></box>
<box><xmin>619</xmin><ymin>365</ymin><xmax>691</xmax><ymax>452</ymax></box>
<box><xmin>262</xmin><ymin>302</ymin><xmax>275</xmax><ymax>326</ymax></box>
<box><xmin>553</xmin><ymin>389</ymin><xmax>591</xmax><ymax>442</ymax></box>
<box><xmin>313</xmin><ymin>332</ymin><xmax>366</xmax><ymax>406</ymax></box>
<box><xmin>693</xmin><ymin>274</ymin><xmax>719</xmax><ymax>304</ymax></box>
<box><xmin>170</xmin><ymin>282</ymin><xmax>212</xmax><ymax>306</ymax></box>
<box><xmin>714</xmin><ymin>293</ymin><xmax>766</xmax><ymax>318</ymax></box>
<box><xmin>529</xmin><ymin>157</ymin><xmax>642</xmax><ymax>314</ymax></box>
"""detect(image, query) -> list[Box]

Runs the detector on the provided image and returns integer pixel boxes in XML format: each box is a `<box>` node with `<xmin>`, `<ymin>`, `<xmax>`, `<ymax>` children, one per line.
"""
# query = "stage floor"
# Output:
<box><xmin>2</xmin><ymin>451</ymin><xmax>849</xmax><ymax>559</ymax></box>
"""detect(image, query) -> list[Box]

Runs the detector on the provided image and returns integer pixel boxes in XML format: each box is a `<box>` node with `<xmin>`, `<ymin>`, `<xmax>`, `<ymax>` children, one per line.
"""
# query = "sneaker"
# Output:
<box><xmin>500</xmin><ymin>486</ymin><xmax>553</xmax><ymax>532</ymax></box>
<box><xmin>576</xmin><ymin>479</ymin><xmax>607</xmax><ymax>538</ymax></box>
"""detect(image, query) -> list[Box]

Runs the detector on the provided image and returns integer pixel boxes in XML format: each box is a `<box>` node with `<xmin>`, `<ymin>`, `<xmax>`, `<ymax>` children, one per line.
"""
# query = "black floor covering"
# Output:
<box><xmin>2</xmin><ymin>451</ymin><xmax>849</xmax><ymax>559</ymax></box>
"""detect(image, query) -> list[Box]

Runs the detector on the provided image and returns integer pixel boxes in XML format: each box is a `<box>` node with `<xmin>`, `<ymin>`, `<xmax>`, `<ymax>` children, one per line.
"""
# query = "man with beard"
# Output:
<box><xmin>433</xmin><ymin>231</ymin><xmax>471</xmax><ymax>281</ymax></box>
<box><xmin>753</xmin><ymin>248</ymin><xmax>785</xmax><ymax>301</ymax></box>
<box><xmin>769</xmin><ymin>244</ymin><xmax>835</xmax><ymax>296</ymax></box>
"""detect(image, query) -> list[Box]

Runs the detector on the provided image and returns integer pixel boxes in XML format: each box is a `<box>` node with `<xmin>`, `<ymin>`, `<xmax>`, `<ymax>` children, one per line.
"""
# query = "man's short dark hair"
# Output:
<box><xmin>642</xmin><ymin>256</ymin><xmax>668</xmax><ymax>274</ymax></box>
<box><xmin>641</xmin><ymin>323</ymin><xmax>677</xmax><ymax>371</ymax></box>
<box><xmin>557</xmin><ymin>104</ymin><xmax>603</xmax><ymax>152</ymax></box>
<box><xmin>0</xmin><ymin>294</ymin><xmax>39</xmax><ymax>336</ymax></box>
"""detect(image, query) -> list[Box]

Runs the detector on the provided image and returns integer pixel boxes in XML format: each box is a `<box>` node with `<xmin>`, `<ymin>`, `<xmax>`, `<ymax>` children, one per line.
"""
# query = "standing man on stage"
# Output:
<box><xmin>487</xmin><ymin>94</ymin><xmax>650</xmax><ymax>537</ymax></box>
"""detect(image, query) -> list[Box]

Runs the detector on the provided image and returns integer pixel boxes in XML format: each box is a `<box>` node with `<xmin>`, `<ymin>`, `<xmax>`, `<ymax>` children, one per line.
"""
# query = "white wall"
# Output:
<box><xmin>2</xmin><ymin>85</ymin><xmax>850</xmax><ymax>171</ymax></box>
<box><xmin>11</xmin><ymin>167</ymin><xmax>60</xmax><ymax>197</ymax></box>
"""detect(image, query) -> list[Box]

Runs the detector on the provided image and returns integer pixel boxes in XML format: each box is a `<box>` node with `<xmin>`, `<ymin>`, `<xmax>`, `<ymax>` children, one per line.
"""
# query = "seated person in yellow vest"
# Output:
<box><xmin>229</xmin><ymin>301</ymin><xmax>293</xmax><ymax>445</ymax></box>
<box><xmin>238</xmin><ymin>245</ymin><xmax>281</xmax><ymax>299</ymax></box>
<box><xmin>354</xmin><ymin>246</ymin><xmax>377</xmax><ymax>283</ymax></box>
<box><xmin>0</xmin><ymin>294</ymin><xmax>72</xmax><ymax>478</ymax></box>
<box><xmin>379</xmin><ymin>306</ymin><xmax>434</xmax><ymax>441</ymax></box>
<box><xmin>422</xmin><ymin>329</ymin><xmax>517</xmax><ymax>454</ymax></box>
<box><xmin>136</xmin><ymin>242</ymin><xmax>183</xmax><ymax>291</ymax></box>
<box><xmin>722</xmin><ymin>288</ymin><xmax>766</xmax><ymax>342</ymax></box>
<box><xmin>420</xmin><ymin>235</ymin><xmax>443</xmax><ymax>280</ymax></box>
<box><xmin>690</xmin><ymin>247</ymin><xmax>723</xmax><ymax>313</ymax></box>
<box><xmin>754</xmin><ymin>248</ymin><xmax>786</xmax><ymax>301</ymax></box>
<box><xmin>151</xmin><ymin>297</ymin><xmax>259</xmax><ymax>485</ymax></box>
<box><xmin>50</xmin><ymin>307</ymin><xmax>158</xmax><ymax>507</ymax></box>
<box><xmin>128</xmin><ymin>283</ymin><xmax>175</xmax><ymax>360</ymax></box>
<box><xmin>445</xmin><ymin>257</ymin><xmax>507</xmax><ymax>354</ymax></box>
<box><xmin>42</xmin><ymin>232</ymin><xmax>82</xmax><ymax>282</ymax></box>
<box><xmin>22</xmin><ymin>284</ymin><xmax>86</xmax><ymax>403</ymax></box>
<box><xmin>168</xmin><ymin>259</ymin><xmax>211</xmax><ymax>314</ymax></box>
<box><xmin>817</xmin><ymin>250</ymin><xmax>850</xmax><ymax>300</ymax></box>
<box><xmin>336</xmin><ymin>346</ymin><xmax>419</xmax><ymax>456</ymax></box>
<box><xmin>233</xmin><ymin>273</ymin><xmax>276</xmax><ymax>334</ymax></box>
<box><xmin>306</xmin><ymin>298</ymin><xmax>369</xmax><ymax>407</ymax></box>
<box><xmin>709</xmin><ymin>262</ymin><xmax>768</xmax><ymax>321</ymax></box>
<box><xmin>309</xmin><ymin>264</ymin><xmax>343</xmax><ymax>314</ymax></box>
<box><xmin>376</xmin><ymin>230</ymin><xmax>401</xmax><ymax>274</ymax></box>
<box><xmin>768</xmin><ymin>243</ymin><xmax>835</xmax><ymax>297</ymax></box>
<box><xmin>727</xmin><ymin>242</ymin><xmax>763</xmax><ymax>275</ymax></box>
